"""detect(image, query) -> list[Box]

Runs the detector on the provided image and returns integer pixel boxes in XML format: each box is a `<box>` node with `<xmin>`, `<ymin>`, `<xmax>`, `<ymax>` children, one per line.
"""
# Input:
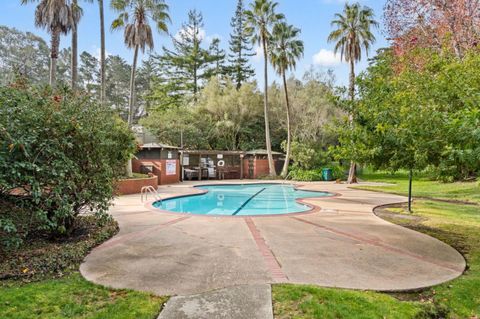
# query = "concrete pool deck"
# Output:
<box><xmin>80</xmin><ymin>180</ymin><xmax>465</xmax><ymax>298</ymax></box>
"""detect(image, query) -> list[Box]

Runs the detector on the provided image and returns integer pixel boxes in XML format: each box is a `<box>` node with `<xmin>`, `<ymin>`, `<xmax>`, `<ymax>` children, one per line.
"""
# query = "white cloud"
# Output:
<box><xmin>312</xmin><ymin>49</ymin><xmax>342</xmax><ymax>66</ymax></box>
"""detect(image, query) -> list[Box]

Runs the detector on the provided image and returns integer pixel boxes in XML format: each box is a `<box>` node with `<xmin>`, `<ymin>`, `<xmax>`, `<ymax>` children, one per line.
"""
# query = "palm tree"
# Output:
<box><xmin>99</xmin><ymin>0</ymin><xmax>106</xmax><ymax>105</ymax></box>
<box><xmin>111</xmin><ymin>0</ymin><xmax>170</xmax><ymax>177</ymax></box>
<box><xmin>269</xmin><ymin>22</ymin><xmax>304</xmax><ymax>178</ymax></box>
<box><xmin>328</xmin><ymin>2</ymin><xmax>378</xmax><ymax>183</ymax></box>
<box><xmin>245</xmin><ymin>0</ymin><xmax>284</xmax><ymax>177</ymax></box>
<box><xmin>111</xmin><ymin>0</ymin><xmax>170</xmax><ymax>127</ymax></box>
<box><xmin>71</xmin><ymin>0</ymin><xmax>91</xmax><ymax>90</ymax></box>
<box><xmin>21</xmin><ymin>0</ymin><xmax>78</xmax><ymax>86</ymax></box>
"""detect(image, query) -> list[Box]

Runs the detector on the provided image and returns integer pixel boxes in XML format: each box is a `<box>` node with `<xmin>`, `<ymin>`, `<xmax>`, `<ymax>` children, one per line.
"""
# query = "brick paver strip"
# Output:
<box><xmin>245</xmin><ymin>217</ymin><xmax>288</xmax><ymax>282</ymax></box>
<box><xmin>97</xmin><ymin>216</ymin><xmax>191</xmax><ymax>251</ymax></box>
<box><xmin>292</xmin><ymin>216</ymin><xmax>463</xmax><ymax>273</ymax></box>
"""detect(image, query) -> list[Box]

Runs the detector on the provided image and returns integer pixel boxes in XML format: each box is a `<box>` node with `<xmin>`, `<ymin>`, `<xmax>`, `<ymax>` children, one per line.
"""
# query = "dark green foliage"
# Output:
<box><xmin>55</xmin><ymin>47</ymin><xmax>72</xmax><ymax>84</ymax></box>
<box><xmin>0</xmin><ymin>85</ymin><xmax>135</xmax><ymax>249</ymax></box>
<box><xmin>79</xmin><ymin>51</ymin><xmax>100</xmax><ymax>95</ymax></box>
<box><xmin>208</xmin><ymin>38</ymin><xmax>227</xmax><ymax>79</ymax></box>
<box><xmin>158</xmin><ymin>10</ymin><xmax>225</xmax><ymax>99</ymax></box>
<box><xmin>289</xmin><ymin>166</ymin><xmax>344</xmax><ymax>182</ymax></box>
<box><xmin>0</xmin><ymin>26</ymin><xmax>49</xmax><ymax>85</ymax></box>
<box><xmin>226</xmin><ymin>0</ymin><xmax>255</xmax><ymax>89</ymax></box>
<box><xmin>334</xmin><ymin>49</ymin><xmax>480</xmax><ymax>181</ymax></box>
<box><xmin>0</xmin><ymin>215</ymin><xmax>118</xmax><ymax>281</ymax></box>
<box><xmin>105</xmin><ymin>55</ymin><xmax>132</xmax><ymax>119</ymax></box>
<box><xmin>141</xmin><ymin>78</ymin><xmax>266</xmax><ymax>150</ymax></box>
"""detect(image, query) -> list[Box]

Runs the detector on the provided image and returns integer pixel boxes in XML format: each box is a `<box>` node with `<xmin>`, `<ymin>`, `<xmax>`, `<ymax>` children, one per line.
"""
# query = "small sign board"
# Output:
<box><xmin>217</xmin><ymin>154</ymin><xmax>223</xmax><ymax>159</ymax></box>
<box><xmin>182</xmin><ymin>154</ymin><xmax>189</xmax><ymax>166</ymax></box>
<box><xmin>166</xmin><ymin>160</ymin><xmax>176</xmax><ymax>176</ymax></box>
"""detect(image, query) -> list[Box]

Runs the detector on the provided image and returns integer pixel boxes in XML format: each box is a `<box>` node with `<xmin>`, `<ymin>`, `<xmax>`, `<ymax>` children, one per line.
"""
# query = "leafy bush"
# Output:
<box><xmin>0</xmin><ymin>85</ymin><xmax>135</xmax><ymax>250</ymax></box>
<box><xmin>0</xmin><ymin>215</ymin><xmax>118</xmax><ymax>281</ymax></box>
<box><xmin>289</xmin><ymin>164</ymin><xmax>345</xmax><ymax>182</ymax></box>
<box><xmin>334</xmin><ymin>49</ymin><xmax>480</xmax><ymax>182</ymax></box>
<box><xmin>289</xmin><ymin>168</ymin><xmax>323</xmax><ymax>181</ymax></box>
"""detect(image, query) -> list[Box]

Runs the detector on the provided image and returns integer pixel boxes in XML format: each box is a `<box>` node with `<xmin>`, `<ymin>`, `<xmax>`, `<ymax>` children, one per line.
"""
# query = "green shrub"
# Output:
<box><xmin>289</xmin><ymin>164</ymin><xmax>345</xmax><ymax>182</ymax></box>
<box><xmin>289</xmin><ymin>168</ymin><xmax>323</xmax><ymax>181</ymax></box>
<box><xmin>285</xmin><ymin>141</ymin><xmax>330</xmax><ymax>170</ymax></box>
<box><xmin>0</xmin><ymin>86</ymin><xmax>135</xmax><ymax>249</ymax></box>
<box><xmin>0</xmin><ymin>215</ymin><xmax>118</xmax><ymax>281</ymax></box>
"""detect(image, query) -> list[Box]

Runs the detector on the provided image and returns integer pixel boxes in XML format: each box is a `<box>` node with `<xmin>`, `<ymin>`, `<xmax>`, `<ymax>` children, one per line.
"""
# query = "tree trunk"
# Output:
<box><xmin>193</xmin><ymin>61</ymin><xmax>198</xmax><ymax>101</ymax></box>
<box><xmin>49</xmin><ymin>29</ymin><xmax>61</xmax><ymax>86</ymax></box>
<box><xmin>125</xmin><ymin>45</ymin><xmax>139</xmax><ymax>178</ymax></box>
<box><xmin>349</xmin><ymin>58</ymin><xmax>355</xmax><ymax>102</ymax></box>
<box><xmin>281</xmin><ymin>70</ymin><xmax>291</xmax><ymax>178</ymax></box>
<box><xmin>262</xmin><ymin>34</ymin><xmax>276</xmax><ymax>176</ymax></box>
<box><xmin>99</xmin><ymin>0</ymin><xmax>106</xmax><ymax>105</ymax></box>
<box><xmin>408</xmin><ymin>169</ymin><xmax>413</xmax><ymax>213</ymax></box>
<box><xmin>71</xmin><ymin>0</ymin><xmax>78</xmax><ymax>90</ymax></box>
<box><xmin>347</xmin><ymin>58</ymin><xmax>357</xmax><ymax>184</ymax></box>
<box><xmin>128</xmin><ymin>45</ymin><xmax>139</xmax><ymax>127</ymax></box>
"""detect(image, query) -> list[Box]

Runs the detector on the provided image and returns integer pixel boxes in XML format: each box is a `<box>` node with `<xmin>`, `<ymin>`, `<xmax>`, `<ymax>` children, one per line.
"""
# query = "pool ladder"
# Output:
<box><xmin>141</xmin><ymin>186</ymin><xmax>161</xmax><ymax>203</ymax></box>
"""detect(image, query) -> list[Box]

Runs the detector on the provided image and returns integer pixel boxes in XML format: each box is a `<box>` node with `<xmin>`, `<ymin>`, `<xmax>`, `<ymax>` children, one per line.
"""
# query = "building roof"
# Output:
<box><xmin>181</xmin><ymin>150</ymin><xmax>244</xmax><ymax>155</ymax></box>
<box><xmin>141</xmin><ymin>143</ymin><xmax>179</xmax><ymax>150</ymax></box>
<box><xmin>245</xmin><ymin>149</ymin><xmax>284</xmax><ymax>156</ymax></box>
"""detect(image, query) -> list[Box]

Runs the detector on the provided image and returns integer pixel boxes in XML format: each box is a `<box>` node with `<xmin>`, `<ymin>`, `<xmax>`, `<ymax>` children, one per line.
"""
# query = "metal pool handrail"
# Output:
<box><xmin>141</xmin><ymin>186</ymin><xmax>161</xmax><ymax>203</ymax></box>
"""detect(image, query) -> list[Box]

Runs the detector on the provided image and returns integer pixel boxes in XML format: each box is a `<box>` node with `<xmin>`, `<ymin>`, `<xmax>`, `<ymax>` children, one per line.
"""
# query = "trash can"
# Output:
<box><xmin>322</xmin><ymin>168</ymin><xmax>333</xmax><ymax>181</ymax></box>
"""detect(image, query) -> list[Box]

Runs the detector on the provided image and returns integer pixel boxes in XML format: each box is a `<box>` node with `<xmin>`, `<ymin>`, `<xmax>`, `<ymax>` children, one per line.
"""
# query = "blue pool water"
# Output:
<box><xmin>153</xmin><ymin>183</ymin><xmax>331</xmax><ymax>216</ymax></box>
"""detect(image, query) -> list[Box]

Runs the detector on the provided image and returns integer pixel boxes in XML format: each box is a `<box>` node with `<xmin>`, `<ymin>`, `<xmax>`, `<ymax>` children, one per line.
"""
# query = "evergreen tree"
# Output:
<box><xmin>160</xmin><ymin>9</ymin><xmax>222</xmax><ymax>100</ymax></box>
<box><xmin>79</xmin><ymin>51</ymin><xmax>100</xmax><ymax>95</ymax></box>
<box><xmin>227</xmin><ymin>0</ymin><xmax>255</xmax><ymax>89</ymax></box>
<box><xmin>207</xmin><ymin>38</ymin><xmax>227</xmax><ymax>79</ymax></box>
<box><xmin>105</xmin><ymin>55</ymin><xmax>131</xmax><ymax>119</ymax></box>
<box><xmin>0</xmin><ymin>26</ymin><xmax>49</xmax><ymax>85</ymax></box>
<box><xmin>56</xmin><ymin>47</ymin><xmax>72</xmax><ymax>84</ymax></box>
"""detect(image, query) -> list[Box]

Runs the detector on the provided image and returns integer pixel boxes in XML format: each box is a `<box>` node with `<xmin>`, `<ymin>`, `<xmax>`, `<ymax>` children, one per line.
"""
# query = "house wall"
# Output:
<box><xmin>116</xmin><ymin>175</ymin><xmax>158</xmax><ymax>195</ymax></box>
<box><xmin>132</xmin><ymin>159</ymin><xmax>180</xmax><ymax>185</ymax></box>
<box><xmin>253</xmin><ymin>159</ymin><xmax>270</xmax><ymax>178</ymax></box>
<box><xmin>242</xmin><ymin>156</ymin><xmax>285</xmax><ymax>179</ymax></box>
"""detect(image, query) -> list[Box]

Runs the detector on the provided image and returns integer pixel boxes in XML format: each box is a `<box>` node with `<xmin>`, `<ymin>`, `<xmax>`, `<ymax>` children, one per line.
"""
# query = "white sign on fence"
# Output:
<box><xmin>166</xmin><ymin>160</ymin><xmax>176</xmax><ymax>176</ymax></box>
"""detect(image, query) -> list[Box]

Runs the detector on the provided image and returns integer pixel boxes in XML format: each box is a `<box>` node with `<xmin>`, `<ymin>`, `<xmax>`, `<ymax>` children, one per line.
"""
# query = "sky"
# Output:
<box><xmin>0</xmin><ymin>0</ymin><xmax>389</xmax><ymax>87</ymax></box>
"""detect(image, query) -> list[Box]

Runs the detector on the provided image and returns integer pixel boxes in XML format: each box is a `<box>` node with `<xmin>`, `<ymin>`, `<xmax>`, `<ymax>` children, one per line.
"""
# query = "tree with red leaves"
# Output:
<box><xmin>384</xmin><ymin>0</ymin><xmax>480</xmax><ymax>57</ymax></box>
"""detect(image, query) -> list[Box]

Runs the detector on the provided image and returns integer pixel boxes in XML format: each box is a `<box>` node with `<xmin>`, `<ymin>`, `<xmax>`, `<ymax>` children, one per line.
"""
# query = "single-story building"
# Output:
<box><xmin>131</xmin><ymin>127</ymin><xmax>285</xmax><ymax>184</ymax></box>
<box><xmin>133</xmin><ymin>143</ymin><xmax>181</xmax><ymax>185</ymax></box>
<box><xmin>243</xmin><ymin>149</ymin><xmax>285</xmax><ymax>179</ymax></box>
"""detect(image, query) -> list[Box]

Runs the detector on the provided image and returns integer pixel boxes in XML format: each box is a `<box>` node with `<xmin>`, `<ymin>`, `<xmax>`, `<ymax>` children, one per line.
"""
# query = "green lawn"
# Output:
<box><xmin>357</xmin><ymin>170</ymin><xmax>480</xmax><ymax>204</ymax></box>
<box><xmin>272</xmin><ymin>172</ymin><xmax>480</xmax><ymax>319</ymax></box>
<box><xmin>0</xmin><ymin>273</ymin><xmax>167</xmax><ymax>319</ymax></box>
<box><xmin>273</xmin><ymin>285</ymin><xmax>423</xmax><ymax>319</ymax></box>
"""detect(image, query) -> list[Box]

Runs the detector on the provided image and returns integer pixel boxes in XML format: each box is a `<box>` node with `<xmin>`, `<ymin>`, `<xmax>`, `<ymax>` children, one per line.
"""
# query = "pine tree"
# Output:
<box><xmin>227</xmin><ymin>0</ymin><xmax>255</xmax><ymax>89</ymax></box>
<box><xmin>160</xmin><ymin>10</ymin><xmax>222</xmax><ymax>100</ymax></box>
<box><xmin>207</xmin><ymin>38</ymin><xmax>226</xmax><ymax>79</ymax></box>
<box><xmin>79</xmin><ymin>51</ymin><xmax>100</xmax><ymax>95</ymax></box>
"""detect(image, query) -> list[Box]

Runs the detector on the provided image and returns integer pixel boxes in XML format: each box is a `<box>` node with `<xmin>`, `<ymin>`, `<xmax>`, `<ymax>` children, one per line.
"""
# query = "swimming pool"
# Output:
<box><xmin>152</xmin><ymin>183</ymin><xmax>332</xmax><ymax>216</ymax></box>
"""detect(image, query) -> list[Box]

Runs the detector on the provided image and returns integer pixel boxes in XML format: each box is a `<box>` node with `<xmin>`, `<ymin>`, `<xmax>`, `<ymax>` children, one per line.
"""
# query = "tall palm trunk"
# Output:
<box><xmin>128</xmin><ymin>45</ymin><xmax>139</xmax><ymax>127</ymax></box>
<box><xmin>50</xmin><ymin>29</ymin><xmax>61</xmax><ymax>86</ymax></box>
<box><xmin>71</xmin><ymin>0</ymin><xmax>78</xmax><ymax>90</ymax></box>
<box><xmin>125</xmin><ymin>45</ymin><xmax>139</xmax><ymax>178</ymax></box>
<box><xmin>281</xmin><ymin>69</ymin><xmax>291</xmax><ymax>178</ymax></box>
<box><xmin>347</xmin><ymin>58</ymin><xmax>357</xmax><ymax>184</ymax></box>
<box><xmin>99</xmin><ymin>0</ymin><xmax>106</xmax><ymax>105</ymax></box>
<box><xmin>262</xmin><ymin>34</ymin><xmax>276</xmax><ymax>176</ymax></box>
